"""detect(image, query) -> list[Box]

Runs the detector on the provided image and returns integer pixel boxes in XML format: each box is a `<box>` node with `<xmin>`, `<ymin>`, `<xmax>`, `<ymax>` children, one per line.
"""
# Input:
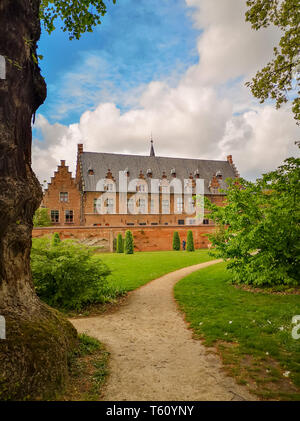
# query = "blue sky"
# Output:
<box><xmin>32</xmin><ymin>0</ymin><xmax>298</xmax><ymax>183</ymax></box>
<box><xmin>37</xmin><ymin>0</ymin><xmax>200</xmax><ymax>126</ymax></box>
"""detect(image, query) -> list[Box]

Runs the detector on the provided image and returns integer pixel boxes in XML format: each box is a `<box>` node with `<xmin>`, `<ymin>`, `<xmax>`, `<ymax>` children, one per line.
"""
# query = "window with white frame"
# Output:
<box><xmin>128</xmin><ymin>198</ymin><xmax>134</xmax><ymax>214</ymax></box>
<box><xmin>51</xmin><ymin>210</ymin><xmax>59</xmax><ymax>223</ymax></box>
<box><xmin>106</xmin><ymin>198</ymin><xmax>114</xmax><ymax>214</ymax></box>
<box><xmin>138</xmin><ymin>198</ymin><xmax>146</xmax><ymax>214</ymax></box>
<box><xmin>162</xmin><ymin>199</ymin><xmax>170</xmax><ymax>214</ymax></box>
<box><xmin>177</xmin><ymin>196</ymin><xmax>183</xmax><ymax>213</ymax></box>
<box><xmin>60</xmin><ymin>192</ymin><xmax>68</xmax><ymax>202</ymax></box>
<box><xmin>137</xmin><ymin>184</ymin><xmax>146</xmax><ymax>192</ymax></box>
<box><xmin>94</xmin><ymin>198</ymin><xmax>100</xmax><ymax>213</ymax></box>
<box><xmin>65</xmin><ymin>210</ymin><xmax>73</xmax><ymax>223</ymax></box>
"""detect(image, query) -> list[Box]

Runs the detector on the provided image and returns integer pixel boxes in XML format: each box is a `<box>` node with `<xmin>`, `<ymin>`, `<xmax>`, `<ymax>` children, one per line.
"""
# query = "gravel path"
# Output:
<box><xmin>71</xmin><ymin>260</ymin><xmax>256</xmax><ymax>401</ymax></box>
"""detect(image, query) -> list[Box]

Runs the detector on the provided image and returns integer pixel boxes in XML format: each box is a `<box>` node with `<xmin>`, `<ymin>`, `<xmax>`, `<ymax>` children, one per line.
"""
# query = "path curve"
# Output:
<box><xmin>71</xmin><ymin>260</ymin><xmax>256</xmax><ymax>401</ymax></box>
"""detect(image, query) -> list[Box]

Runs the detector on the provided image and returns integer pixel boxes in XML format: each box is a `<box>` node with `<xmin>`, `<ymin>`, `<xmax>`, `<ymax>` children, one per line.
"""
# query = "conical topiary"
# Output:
<box><xmin>124</xmin><ymin>230</ymin><xmax>134</xmax><ymax>254</ymax></box>
<box><xmin>172</xmin><ymin>231</ymin><xmax>180</xmax><ymax>251</ymax></box>
<box><xmin>116</xmin><ymin>233</ymin><xmax>124</xmax><ymax>253</ymax></box>
<box><xmin>52</xmin><ymin>232</ymin><xmax>61</xmax><ymax>246</ymax></box>
<box><xmin>186</xmin><ymin>230</ymin><xmax>195</xmax><ymax>252</ymax></box>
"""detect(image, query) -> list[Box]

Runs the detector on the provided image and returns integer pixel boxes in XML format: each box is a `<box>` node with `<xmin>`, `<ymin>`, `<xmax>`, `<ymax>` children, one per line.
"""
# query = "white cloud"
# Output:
<box><xmin>32</xmin><ymin>0</ymin><xmax>299</xmax><ymax>184</ymax></box>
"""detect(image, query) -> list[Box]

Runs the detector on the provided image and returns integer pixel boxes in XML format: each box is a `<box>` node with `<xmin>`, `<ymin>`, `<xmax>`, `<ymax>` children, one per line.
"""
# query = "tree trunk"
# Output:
<box><xmin>0</xmin><ymin>0</ymin><xmax>77</xmax><ymax>400</ymax></box>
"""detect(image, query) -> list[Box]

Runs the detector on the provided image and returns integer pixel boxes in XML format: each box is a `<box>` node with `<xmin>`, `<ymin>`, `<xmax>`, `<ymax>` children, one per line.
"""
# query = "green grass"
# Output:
<box><xmin>59</xmin><ymin>333</ymin><xmax>110</xmax><ymax>401</ymax></box>
<box><xmin>174</xmin><ymin>262</ymin><xmax>300</xmax><ymax>400</ymax></box>
<box><xmin>94</xmin><ymin>249</ymin><xmax>214</xmax><ymax>292</ymax></box>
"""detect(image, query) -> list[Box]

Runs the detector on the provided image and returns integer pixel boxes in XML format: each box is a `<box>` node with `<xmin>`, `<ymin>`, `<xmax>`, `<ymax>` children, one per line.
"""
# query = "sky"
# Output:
<box><xmin>32</xmin><ymin>0</ymin><xmax>299</xmax><ymax>183</ymax></box>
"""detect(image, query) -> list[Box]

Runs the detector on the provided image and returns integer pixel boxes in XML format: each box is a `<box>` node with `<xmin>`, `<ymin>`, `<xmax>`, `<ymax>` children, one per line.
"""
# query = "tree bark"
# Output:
<box><xmin>0</xmin><ymin>0</ymin><xmax>77</xmax><ymax>400</ymax></box>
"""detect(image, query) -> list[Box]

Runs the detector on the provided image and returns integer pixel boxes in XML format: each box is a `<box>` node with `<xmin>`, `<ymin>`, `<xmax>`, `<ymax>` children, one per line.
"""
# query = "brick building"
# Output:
<box><xmin>41</xmin><ymin>142</ymin><xmax>239</xmax><ymax>229</ymax></box>
<box><xmin>42</xmin><ymin>141</ymin><xmax>239</xmax><ymax>227</ymax></box>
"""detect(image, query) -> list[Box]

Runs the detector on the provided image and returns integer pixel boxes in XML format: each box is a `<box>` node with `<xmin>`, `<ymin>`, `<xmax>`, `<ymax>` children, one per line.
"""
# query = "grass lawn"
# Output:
<box><xmin>174</xmin><ymin>262</ymin><xmax>300</xmax><ymax>401</ymax></box>
<box><xmin>94</xmin><ymin>249</ymin><xmax>214</xmax><ymax>292</ymax></box>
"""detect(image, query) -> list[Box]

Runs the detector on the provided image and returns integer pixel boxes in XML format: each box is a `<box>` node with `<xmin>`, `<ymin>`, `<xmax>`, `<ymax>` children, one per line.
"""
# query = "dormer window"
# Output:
<box><xmin>216</xmin><ymin>170</ymin><xmax>222</xmax><ymax>180</ymax></box>
<box><xmin>104</xmin><ymin>182</ymin><xmax>114</xmax><ymax>191</ymax></box>
<box><xmin>88</xmin><ymin>169</ymin><xmax>94</xmax><ymax>176</ymax></box>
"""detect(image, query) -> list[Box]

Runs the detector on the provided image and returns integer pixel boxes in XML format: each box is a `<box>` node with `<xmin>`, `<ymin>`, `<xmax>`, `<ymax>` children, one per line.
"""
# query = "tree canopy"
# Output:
<box><xmin>40</xmin><ymin>0</ymin><xmax>116</xmax><ymax>40</ymax></box>
<box><xmin>245</xmin><ymin>0</ymin><xmax>300</xmax><ymax>123</ymax></box>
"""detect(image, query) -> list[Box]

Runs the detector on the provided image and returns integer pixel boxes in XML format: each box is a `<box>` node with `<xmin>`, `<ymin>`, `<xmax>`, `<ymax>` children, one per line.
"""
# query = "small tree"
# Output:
<box><xmin>52</xmin><ymin>232</ymin><xmax>61</xmax><ymax>246</ymax></box>
<box><xmin>116</xmin><ymin>233</ymin><xmax>124</xmax><ymax>253</ymax></box>
<box><xmin>186</xmin><ymin>230</ymin><xmax>195</xmax><ymax>252</ymax></box>
<box><xmin>33</xmin><ymin>208</ymin><xmax>51</xmax><ymax>227</ymax></box>
<box><xmin>173</xmin><ymin>231</ymin><xmax>180</xmax><ymax>251</ymax></box>
<box><xmin>124</xmin><ymin>230</ymin><xmax>134</xmax><ymax>254</ymax></box>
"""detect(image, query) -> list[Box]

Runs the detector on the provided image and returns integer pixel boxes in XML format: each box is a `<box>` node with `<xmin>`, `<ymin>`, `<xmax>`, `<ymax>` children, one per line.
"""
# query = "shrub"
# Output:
<box><xmin>116</xmin><ymin>233</ymin><xmax>124</xmax><ymax>253</ymax></box>
<box><xmin>113</xmin><ymin>237</ymin><xmax>117</xmax><ymax>252</ymax></box>
<box><xmin>186</xmin><ymin>230</ymin><xmax>195</xmax><ymax>252</ymax></box>
<box><xmin>31</xmin><ymin>236</ymin><xmax>113</xmax><ymax>310</ymax></box>
<box><xmin>33</xmin><ymin>207</ymin><xmax>51</xmax><ymax>227</ymax></box>
<box><xmin>124</xmin><ymin>230</ymin><xmax>134</xmax><ymax>254</ymax></box>
<box><xmin>173</xmin><ymin>231</ymin><xmax>180</xmax><ymax>250</ymax></box>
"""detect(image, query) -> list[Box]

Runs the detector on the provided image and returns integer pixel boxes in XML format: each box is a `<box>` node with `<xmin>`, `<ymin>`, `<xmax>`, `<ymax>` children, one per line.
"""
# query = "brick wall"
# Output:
<box><xmin>32</xmin><ymin>225</ymin><xmax>217</xmax><ymax>252</ymax></box>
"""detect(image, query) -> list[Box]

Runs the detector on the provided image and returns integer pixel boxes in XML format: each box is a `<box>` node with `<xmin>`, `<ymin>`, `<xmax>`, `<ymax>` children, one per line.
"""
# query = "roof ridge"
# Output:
<box><xmin>82</xmin><ymin>151</ymin><xmax>228</xmax><ymax>163</ymax></box>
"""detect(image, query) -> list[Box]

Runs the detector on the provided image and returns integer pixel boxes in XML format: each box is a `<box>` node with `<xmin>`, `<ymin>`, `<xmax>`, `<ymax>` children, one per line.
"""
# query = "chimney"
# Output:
<box><xmin>60</xmin><ymin>160</ymin><xmax>65</xmax><ymax>167</ymax></box>
<box><xmin>78</xmin><ymin>143</ymin><xmax>83</xmax><ymax>154</ymax></box>
<box><xmin>227</xmin><ymin>155</ymin><xmax>233</xmax><ymax>164</ymax></box>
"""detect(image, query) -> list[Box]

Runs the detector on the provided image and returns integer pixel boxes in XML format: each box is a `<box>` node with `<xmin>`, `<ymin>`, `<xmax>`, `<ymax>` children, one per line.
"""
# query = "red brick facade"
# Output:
<box><xmin>38</xmin><ymin>144</ymin><xmax>239</xmax><ymax>249</ymax></box>
<box><xmin>42</xmin><ymin>160</ymin><xmax>81</xmax><ymax>226</ymax></box>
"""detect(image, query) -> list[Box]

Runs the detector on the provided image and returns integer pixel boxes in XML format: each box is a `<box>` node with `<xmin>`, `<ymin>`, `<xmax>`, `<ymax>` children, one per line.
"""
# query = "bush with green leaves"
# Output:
<box><xmin>186</xmin><ymin>230</ymin><xmax>195</xmax><ymax>252</ymax></box>
<box><xmin>124</xmin><ymin>230</ymin><xmax>134</xmax><ymax>254</ymax></box>
<box><xmin>31</xmin><ymin>236</ymin><xmax>114</xmax><ymax>310</ymax></box>
<box><xmin>206</xmin><ymin>155</ymin><xmax>300</xmax><ymax>286</ymax></box>
<box><xmin>116</xmin><ymin>233</ymin><xmax>124</xmax><ymax>253</ymax></box>
<box><xmin>173</xmin><ymin>231</ymin><xmax>180</xmax><ymax>251</ymax></box>
<box><xmin>33</xmin><ymin>207</ymin><xmax>52</xmax><ymax>227</ymax></box>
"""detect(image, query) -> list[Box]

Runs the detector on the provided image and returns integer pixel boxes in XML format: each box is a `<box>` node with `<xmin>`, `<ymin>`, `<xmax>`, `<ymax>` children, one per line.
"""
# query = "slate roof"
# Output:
<box><xmin>79</xmin><ymin>151</ymin><xmax>237</xmax><ymax>194</ymax></box>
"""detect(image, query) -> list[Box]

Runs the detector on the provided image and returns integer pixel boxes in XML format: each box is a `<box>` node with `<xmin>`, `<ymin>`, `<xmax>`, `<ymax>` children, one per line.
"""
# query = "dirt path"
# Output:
<box><xmin>71</xmin><ymin>260</ymin><xmax>256</xmax><ymax>401</ymax></box>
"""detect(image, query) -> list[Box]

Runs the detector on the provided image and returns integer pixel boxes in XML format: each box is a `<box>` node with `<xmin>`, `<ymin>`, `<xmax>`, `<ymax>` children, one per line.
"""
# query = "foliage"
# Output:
<box><xmin>116</xmin><ymin>233</ymin><xmax>124</xmax><ymax>253</ymax></box>
<box><xmin>31</xmin><ymin>236</ymin><xmax>114</xmax><ymax>310</ymax></box>
<box><xmin>40</xmin><ymin>0</ymin><xmax>116</xmax><ymax>40</ymax></box>
<box><xmin>186</xmin><ymin>230</ymin><xmax>195</xmax><ymax>252</ymax></box>
<box><xmin>124</xmin><ymin>230</ymin><xmax>134</xmax><ymax>254</ymax></box>
<box><xmin>245</xmin><ymin>0</ymin><xmax>300</xmax><ymax>123</ymax></box>
<box><xmin>174</xmin><ymin>262</ymin><xmax>300</xmax><ymax>400</ymax></box>
<box><xmin>172</xmin><ymin>231</ymin><xmax>181</xmax><ymax>251</ymax></box>
<box><xmin>33</xmin><ymin>207</ymin><xmax>52</xmax><ymax>227</ymax></box>
<box><xmin>206</xmin><ymin>155</ymin><xmax>300</xmax><ymax>286</ymax></box>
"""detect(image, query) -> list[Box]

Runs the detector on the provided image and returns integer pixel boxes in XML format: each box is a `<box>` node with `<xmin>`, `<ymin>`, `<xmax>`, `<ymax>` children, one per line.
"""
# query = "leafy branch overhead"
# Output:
<box><xmin>245</xmin><ymin>0</ymin><xmax>300</xmax><ymax>123</ymax></box>
<box><xmin>40</xmin><ymin>0</ymin><xmax>116</xmax><ymax>40</ymax></box>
